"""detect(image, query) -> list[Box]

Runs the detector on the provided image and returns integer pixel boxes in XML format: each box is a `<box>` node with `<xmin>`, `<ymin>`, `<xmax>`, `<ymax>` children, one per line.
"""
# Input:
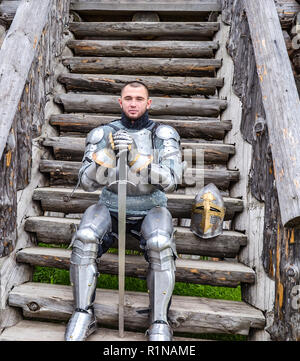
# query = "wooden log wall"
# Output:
<box><xmin>224</xmin><ymin>0</ymin><xmax>300</xmax><ymax>341</ymax></box>
<box><xmin>0</xmin><ymin>0</ymin><xmax>69</xmax><ymax>258</ymax></box>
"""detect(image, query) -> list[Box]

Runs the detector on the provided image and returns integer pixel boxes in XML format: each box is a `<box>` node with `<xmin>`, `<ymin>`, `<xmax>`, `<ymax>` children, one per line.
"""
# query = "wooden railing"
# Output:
<box><xmin>224</xmin><ymin>0</ymin><xmax>300</xmax><ymax>340</ymax></box>
<box><xmin>0</xmin><ymin>0</ymin><xmax>70</xmax><ymax>330</ymax></box>
<box><xmin>244</xmin><ymin>0</ymin><xmax>300</xmax><ymax>228</ymax></box>
<box><xmin>0</xmin><ymin>0</ymin><xmax>70</xmax><ymax>258</ymax></box>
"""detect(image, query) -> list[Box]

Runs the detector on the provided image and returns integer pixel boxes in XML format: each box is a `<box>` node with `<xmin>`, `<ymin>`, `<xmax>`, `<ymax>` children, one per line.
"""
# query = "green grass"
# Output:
<box><xmin>33</xmin><ymin>265</ymin><xmax>241</xmax><ymax>301</ymax></box>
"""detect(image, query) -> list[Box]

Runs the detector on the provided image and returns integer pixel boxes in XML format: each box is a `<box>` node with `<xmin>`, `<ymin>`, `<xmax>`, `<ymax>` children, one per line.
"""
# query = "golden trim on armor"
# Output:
<box><xmin>109</xmin><ymin>132</ymin><xmax>115</xmax><ymax>150</ymax></box>
<box><xmin>92</xmin><ymin>149</ymin><xmax>115</xmax><ymax>168</ymax></box>
<box><xmin>129</xmin><ymin>153</ymin><xmax>141</xmax><ymax>167</ymax></box>
<box><xmin>134</xmin><ymin>155</ymin><xmax>153</xmax><ymax>173</ymax></box>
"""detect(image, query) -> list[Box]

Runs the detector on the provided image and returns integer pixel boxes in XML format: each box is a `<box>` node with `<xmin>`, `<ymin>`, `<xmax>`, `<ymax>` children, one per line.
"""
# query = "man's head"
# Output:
<box><xmin>118</xmin><ymin>81</ymin><xmax>152</xmax><ymax>121</ymax></box>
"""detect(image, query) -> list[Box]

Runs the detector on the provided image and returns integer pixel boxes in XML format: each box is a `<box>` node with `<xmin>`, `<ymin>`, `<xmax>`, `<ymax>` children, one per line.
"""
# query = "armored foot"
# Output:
<box><xmin>147</xmin><ymin>321</ymin><xmax>173</xmax><ymax>341</ymax></box>
<box><xmin>65</xmin><ymin>308</ymin><xmax>97</xmax><ymax>341</ymax></box>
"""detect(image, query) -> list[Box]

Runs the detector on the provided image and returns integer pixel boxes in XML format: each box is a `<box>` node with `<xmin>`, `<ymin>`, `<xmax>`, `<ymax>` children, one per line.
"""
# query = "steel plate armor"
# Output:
<box><xmin>65</xmin><ymin>114</ymin><xmax>183</xmax><ymax>342</ymax></box>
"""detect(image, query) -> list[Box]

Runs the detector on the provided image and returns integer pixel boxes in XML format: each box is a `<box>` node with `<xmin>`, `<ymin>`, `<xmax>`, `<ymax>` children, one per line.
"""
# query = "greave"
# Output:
<box><xmin>146</xmin><ymin>232</ymin><xmax>176</xmax><ymax>341</ymax></box>
<box><xmin>65</xmin><ymin>203</ymin><xmax>112</xmax><ymax>341</ymax></box>
<box><xmin>65</xmin><ymin>239</ymin><xmax>99</xmax><ymax>341</ymax></box>
<box><xmin>147</xmin><ymin>244</ymin><xmax>176</xmax><ymax>324</ymax></box>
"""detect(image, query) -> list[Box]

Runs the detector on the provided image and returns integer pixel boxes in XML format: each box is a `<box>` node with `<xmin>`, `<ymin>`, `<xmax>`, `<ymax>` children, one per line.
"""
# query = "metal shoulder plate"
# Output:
<box><xmin>85</xmin><ymin>127</ymin><xmax>105</xmax><ymax>146</ymax></box>
<box><xmin>155</xmin><ymin>124</ymin><xmax>180</xmax><ymax>142</ymax></box>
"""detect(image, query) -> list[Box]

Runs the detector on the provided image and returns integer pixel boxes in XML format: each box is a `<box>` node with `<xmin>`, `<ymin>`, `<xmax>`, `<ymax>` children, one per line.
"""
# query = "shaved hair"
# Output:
<box><xmin>121</xmin><ymin>81</ymin><xmax>149</xmax><ymax>98</ymax></box>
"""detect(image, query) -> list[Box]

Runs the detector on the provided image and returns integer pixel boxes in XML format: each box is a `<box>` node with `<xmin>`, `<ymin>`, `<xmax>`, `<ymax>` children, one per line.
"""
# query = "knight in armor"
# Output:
<box><xmin>65</xmin><ymin>81</ymin><xmax>184</xmax><ymax>341</ymax></box>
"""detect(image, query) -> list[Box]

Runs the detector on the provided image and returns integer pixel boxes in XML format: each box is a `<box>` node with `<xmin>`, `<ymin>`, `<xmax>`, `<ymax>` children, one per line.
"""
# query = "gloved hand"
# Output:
<box><xmin>110</xmin><ymin>130</ymin><xmax>133</xmax><ymax>155</ymax></box>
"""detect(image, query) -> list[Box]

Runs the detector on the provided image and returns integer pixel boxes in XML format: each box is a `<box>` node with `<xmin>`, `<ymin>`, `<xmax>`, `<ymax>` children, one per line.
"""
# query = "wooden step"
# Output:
<box><xmin>58</xmin><ymin>73</ymin><xmax>224</xmax><ymax>96</ymax></box>
<box><xmin>16</xmin><ymin>247</ymin><xmax>255</xmax><ymax>287</ymax></box>
<box><xmin>42</xmin><ymin>136</ymin><xmax>235</xmax><ymax>163</ymax></box>
<box><xmin>32</xmin><ymin>187</ymin><xmax>244</xmax><ymax>220</ymax></box>
<box><xmin>70</xmin><ymin>0</ymin><xmax>222</xmax><ymax>13</ymax></box>
<box><xmin>67</xmin><ymin>40</ymin><xmax>219</xmax><ymax>58</ymax></box>
<box><xmin>8</xmin><ymin>282</ymin><xmax>265</xmax><ymax>335</ymax></box>
<box><xmin>50</xmin><ymin>114</ymin><xmax>232</xmax><ymax>140</ymax></box>
<box><xmin>25</xmin><ymin>216</ymin><xmax>247</xmax><ymax>258</ymax></box>
<box><xmin>54</xmin><ymin>94</ymin><xmax>227</xmax><ymax>117</ymax></box>
<box><xmin>0</xmin><ymin>319</ymin><xmax>203</xmax><ymax>341</ymax></box>
<box><xmin>62</xmin><ymin>57</ymin><xmax>223</xmax><ymax>77</ymax></box>
<box><xmin>69</xmin><ymin>21</ymin><xmax>220</xmax><ymax>40</ymax></box>
<box><xmin>39</xmin><ymin>159</ymin><xmax>240</xmax><ymax>190</ymax></box>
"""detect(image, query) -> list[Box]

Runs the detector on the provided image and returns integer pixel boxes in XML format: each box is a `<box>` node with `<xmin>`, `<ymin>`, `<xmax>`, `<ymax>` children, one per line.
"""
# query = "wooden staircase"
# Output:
<box><xmin>0</xmin><ymin>1</ymin><xmax>265</xmax><ymax>341</ymax></box>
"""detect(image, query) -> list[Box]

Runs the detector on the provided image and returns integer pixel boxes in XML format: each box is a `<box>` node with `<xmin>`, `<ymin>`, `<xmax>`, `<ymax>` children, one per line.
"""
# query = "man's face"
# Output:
<box><xmin>118</xmin><ymin>85</ymin><xmax>152</xmax><ymax>120</ymax></box>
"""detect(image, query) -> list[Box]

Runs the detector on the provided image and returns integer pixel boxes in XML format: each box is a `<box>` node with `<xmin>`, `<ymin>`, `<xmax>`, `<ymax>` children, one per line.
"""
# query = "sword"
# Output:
<box><xmin>117</xmin><ymin>143</ymin><xmax>128</xmax><ymax>338</ymax></box>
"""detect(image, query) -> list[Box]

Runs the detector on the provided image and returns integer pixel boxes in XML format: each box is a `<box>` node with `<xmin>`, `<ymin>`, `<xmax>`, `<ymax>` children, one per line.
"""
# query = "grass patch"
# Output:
<box><xmin>33</xmin><ymin>266</ymin><xmax>241</xmax><ymax>301</ymax></box>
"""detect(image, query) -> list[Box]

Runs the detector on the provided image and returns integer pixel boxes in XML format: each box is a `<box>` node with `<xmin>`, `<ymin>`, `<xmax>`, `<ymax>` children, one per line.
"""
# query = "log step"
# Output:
<box><xmin>25</xmin><ymin>216</ymin><xmax>247</xmax><ymax>258</ymax></box>
<box><xmin>0</xmin><ymin>319</ymin><xmax>203</xmax><ymax>341</ymax></box>
<box><xmin>62</xmin><ymin>57</ymin><xmax>223</xmax><ymax>77</ymax></box>
<box><xmin>54</xmin><ymin>93</ymin><xmax>227</xmax><ymax>117</ymax></box>
<box><xmin>39</xmin><ymin>159</ymin><xmax>240</xmax><ymax>190</ymax></box>
<box><xmin>42</xmin><ymin>136</ymin><xmax>235</xmax><ymax>163</ymax></box>
<box><xmin>50</xmin><ymin>113</ymin><xmax>232</xmax><ymax>140</ymax></box>
<box><xmin>67</xmin><ymin>40</ymin><xmax>219</xmax><ymax>58</ymax></box>
<box><xmin>8</xmin><ymin>282</ymin><xmax>265</xmax><ymax>335</ymax></box>
<box><xmin>58</xmin><ymin>73</ymin><xmax>224</xmax><ymax>96</ymax></box>
<box><xmin>69</xmin><ymin>21</ymin><xmax>220</xmax><ymax>40</ymax></box>
<box><xmin>32</xmin><ymin>187</ymin><xmax>244</xmax><ymax>220</ymax></box>
<box><xmin>69</xmin><ymin>0</ymin><xmax>222</xmax><ymax>14</ymax></box>
<box><xmin>16</xmin><ymin>247</ymin><xmax>255</xmax><ymax>287</ymax></box>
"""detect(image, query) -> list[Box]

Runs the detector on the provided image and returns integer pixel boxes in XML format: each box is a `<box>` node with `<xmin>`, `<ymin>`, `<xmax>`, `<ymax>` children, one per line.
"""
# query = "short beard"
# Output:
<box><xmin>123</xmin><ymin>108</ymin><xmax>147</xmax><ymax>121</ymax></box>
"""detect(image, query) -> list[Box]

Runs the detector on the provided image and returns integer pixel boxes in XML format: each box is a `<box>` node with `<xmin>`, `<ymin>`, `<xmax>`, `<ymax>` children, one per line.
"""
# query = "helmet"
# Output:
<box><xmin>191</xmin><ymin>183</ymin><xmax>225</xmax><ymax>239</ymax></box>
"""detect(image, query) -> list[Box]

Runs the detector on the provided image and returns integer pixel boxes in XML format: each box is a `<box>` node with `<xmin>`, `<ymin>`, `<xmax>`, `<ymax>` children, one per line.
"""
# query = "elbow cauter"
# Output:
<box><xmin>148</xmin><ymin>163</ymin><xmax>177</xmax><ymax>193</ymax></box>
<box><xmin>79</xmin><ymin>162</ymin><xmax>100</xmax><ymax>192</ymax></box>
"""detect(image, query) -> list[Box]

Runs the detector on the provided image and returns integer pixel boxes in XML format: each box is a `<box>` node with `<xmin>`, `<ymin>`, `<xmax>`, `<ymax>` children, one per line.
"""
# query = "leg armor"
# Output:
<box><xmin>65</xmin><ymin>203</ymin><xmax>112</xmax><ymax>341</ymax></box>
<box><xmin>141</xmin><ymin>206</ymin><xmax>177</xmax><ymax>341</ymax></box>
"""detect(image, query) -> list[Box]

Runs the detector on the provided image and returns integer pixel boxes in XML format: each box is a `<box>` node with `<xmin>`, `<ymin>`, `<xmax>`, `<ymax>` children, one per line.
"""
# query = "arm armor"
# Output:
<box><xmin>150</xmin><ymin>125</ymin><xmax>183</xmax><ymax>193</ymax></box>
<box><xmin>79</xmin><ymin>127</ymin><xmax>116</xmax><ymax>191</ymax></box>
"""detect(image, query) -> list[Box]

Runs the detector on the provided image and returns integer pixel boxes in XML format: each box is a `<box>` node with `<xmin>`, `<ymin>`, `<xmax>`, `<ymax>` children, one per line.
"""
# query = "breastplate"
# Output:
<box><xmin>130</xmin><ymin>128</ymin><xmax>153</xmax><ymax>157</ymax></box>
<box><xmin>107</xmin><ymin>128</ymin><xmax>157</xmax><ymax>196</ymax></box>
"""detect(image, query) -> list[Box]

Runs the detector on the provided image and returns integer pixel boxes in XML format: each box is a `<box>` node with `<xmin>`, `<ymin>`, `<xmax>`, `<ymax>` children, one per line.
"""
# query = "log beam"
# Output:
<box><xmin>245</xmin><ymin>0</ymin><xmax>300</xmax><ymax>227</ymax></box>
<box><xmin>67</xmin><ymin>39</ymin><xmax>219</xmax><ymax>58</ymax></box>
<box><xmin>0</xmin><ymin>0</ymin><xmax>52</xmax><ymax>160</ymax></box>
<box><xmin>62</xmin><ymin>57</ymin><xmax>222</xmax><ymax>77</ymax></box>
<box><xmin>54</xmin><ymin>93</ymin><xmax>227</xmax><ymax>117</ymax></box>
<box><xmin>32</xmin><ymin>187</ymin><xmax>244</xmax><ymax>219</ymax></box>
<box><xmin>39</xmin><ymin>159</ymin><xmax>239</xmax><ymax>190</ymax></box>
<box><xmin>8</xmin><ymin>282</ymin><xmax>266</xmax><ymax>335</ymax></box>
<box><xmin>16</xmin><ymin>247</ymin><xmax>255</xmax><ymax>287</ymax></box>
<box><xmin>50</xmin><ymin>114</ymin><xmax>232</xmax><ymax>140</ymax></box>
<box><xmin>69</xmin><ymin>0</ymin><xmax>223</xmax><ymax>13</ymax></box>
<box><xmin>25</xmin><ymin>216</ymin><xmax>247</xmax><ymax>258</ymax></box>
<box><xmin>42</xmin><ymin>136</ymin><xmax>235</xmax><ymax>163</ymax></box>
<box><xmin>69</xmin><ymin>21</ymin><xmax>220</xmax><ymax>40</ymax></box>
<box><xmin>58</xmin><ymin>73</ymin><xmax>224</xmax><ymax>96</ymax></box>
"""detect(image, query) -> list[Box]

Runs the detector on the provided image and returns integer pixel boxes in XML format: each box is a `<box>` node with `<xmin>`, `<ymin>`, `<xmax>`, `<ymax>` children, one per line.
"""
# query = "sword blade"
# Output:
<box><xmin>118</xmin><ymin>147</ymin><xmax>127</xmax><ymax>338</ymax></box>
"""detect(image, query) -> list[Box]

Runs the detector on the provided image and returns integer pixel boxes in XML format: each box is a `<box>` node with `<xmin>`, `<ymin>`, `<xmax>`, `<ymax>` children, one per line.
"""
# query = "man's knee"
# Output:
<box><xmin>76</xmin><ymin>203</ymin><xmax>112</xmax><ymax>245</ymax></box>
<box><xmin>141</xmin><ymin>207</ymin><xmax>173</xmax><ymax>240</ymax></box>
<box><xmin>70</xmin><ymin>203</ymin><xmax>112</xmax><ymax>264</ymax></box>
<box><xmin>141</xmin><ymin>207</ymin><xmax>177</xmax><ymax>267</ymax></box>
